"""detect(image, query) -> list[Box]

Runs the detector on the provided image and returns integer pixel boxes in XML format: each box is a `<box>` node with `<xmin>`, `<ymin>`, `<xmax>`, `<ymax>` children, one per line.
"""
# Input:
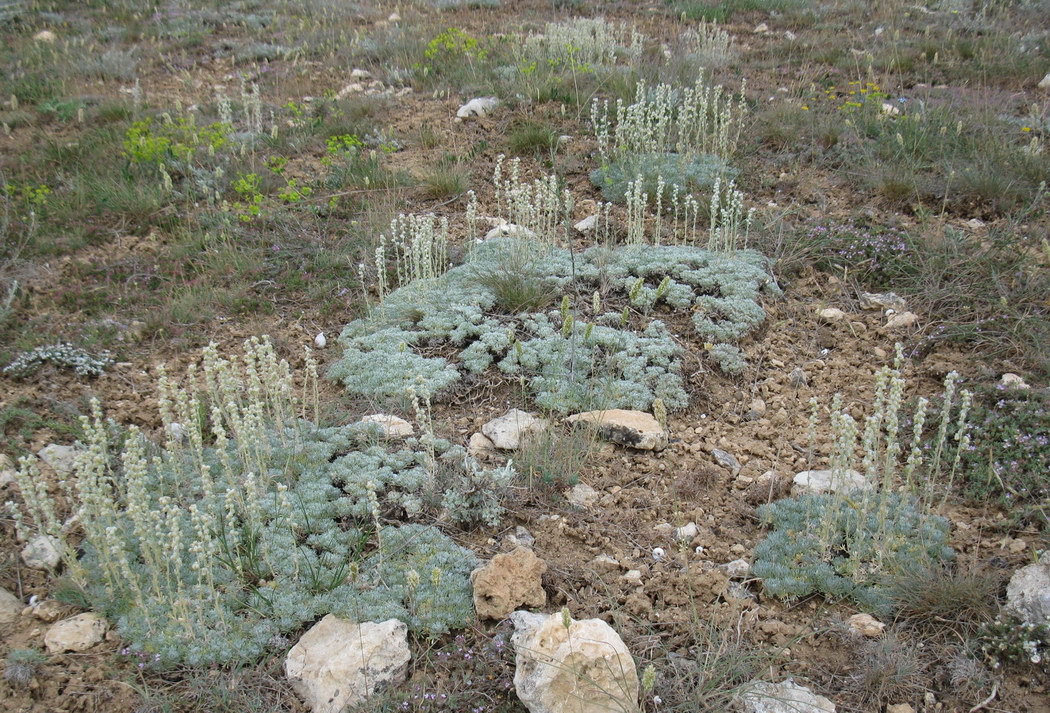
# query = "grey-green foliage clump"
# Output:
<box><xmin>36</xmin><ymin>400</ymin><xmax>499</xmax><ymax>666</ymax></box>
<box><xmin>751</xmin><ymin>494</ymin><xmax>954</xmax><ymax>615</ymax></box>
<box><xmin>3</xmin><ymin>343</ymin><xmax>114</xmax><ymax>379</ymax></box>
<box><xmin>330</xmin><ymin>238</ymin><xmax>778</xmax><ymax>410</ymax></box>
<box><xmin>589</xmin><ymin>152</ymin><xmax>734</xmax><ymax>203</ymax></box>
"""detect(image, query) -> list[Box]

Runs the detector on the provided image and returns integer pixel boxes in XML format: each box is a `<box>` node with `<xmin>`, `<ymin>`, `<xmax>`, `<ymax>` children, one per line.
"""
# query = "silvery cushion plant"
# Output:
<box><xmin>9</xmin><ymin>338</ymin><xmax>503</xmax><ymax>664</ymax></box>
<box><xmin>330</xmin><ymin>237</ymin><xmax>779</xmax><ymax>408</ymax></box>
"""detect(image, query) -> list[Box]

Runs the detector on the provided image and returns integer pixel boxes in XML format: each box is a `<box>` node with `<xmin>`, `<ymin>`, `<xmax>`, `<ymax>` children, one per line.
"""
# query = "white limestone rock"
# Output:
<box><xmin>574</xmin><ymin>214</ymin><xmax>599</xmax><ymax>232</ymax></box>
<box><xmin>818</xmin><ymin>307</ymin><xmax>846</xmax><ymax>322</ymax></box>
<box><xmin>847</xmin><ymin>613</ymin><xmax>886</xmax><ymax>638</ymax></box>
<box><xmin>44</xmin><ymin>613</ymin><xmax>107</xmax><ymax>654</ymax></box>
<box><xmin>1005</xmin><ymin>553</ymin><xmax>1050</xmax><ymax>627</ymax></box>
<box><xmin>285</xmin><ymin>616</ymin><xmax>410</xmax><ymax>713</ymax></box>
<box><xmin>791</xmin><ymin>469</ymin><xmax>870</xmax><ymax>496</ymax></box>
<box><xmin>468</xmin><ymin>432</ymin><xmax>498</xmax><ymax>458</ymax></box>
<box><xmin>739</xmin><ymin>679</ymin><xmax>836</xmax><ymax>713</ymax></box>
<box><xmin>860</xmin><ymin>292</ymin><xmax>907</xmax><ymax>311</ymax></box>
<box><xmin>1000</xmin><ymin>373</ymin><xmax>1030</xmax><ymax>390</ymax></box>
<box><xmin>22</xmin><ymin>535</ymin><xmax>61</xmax><ymax>570</ymax></box>
<box><xmin>456</xmin><ymin>96</ymin><xmax>499</xmax><ymax>119</ymax></box>
<box><xmin>565</xmin><ymin>409</ymin><xmax>667</xmax><ymax>451</ymax></box>
<box><xmin>566</xmin><ymin>483</ymin><xmax>599</xmax><ymax>508</ymax></box>
<box><xmin>482</xmin><ymin>409</ymin><xmax>546</xmax><ymax>450</ymax></box>
<box><xmin>360</xmin><ymin>414</ymin><xmax>414</xmax><ymax>439</ymax></box>
<box><xmin>484</xmin><ymin>223</ymin><xmax>537</xmax><ymax>241</ymax></box>
<box><xmin>0</xmin><ymin>587</ymin><xmax>22</xmax><ymax>624</ymax></box>
<box><xmin>884</xmin><ymin>311</ymin><xmax>919</xmax><ymax>330</ymax></box>
<box><xmin>510</xmin><ymin>610</ymin><xmax>638</xmax><ymax>713</ymax></box>
<box><xmin>37</xmin><ymin>444</ymin><xmax>79</xmax><ymax>475</ymax></box>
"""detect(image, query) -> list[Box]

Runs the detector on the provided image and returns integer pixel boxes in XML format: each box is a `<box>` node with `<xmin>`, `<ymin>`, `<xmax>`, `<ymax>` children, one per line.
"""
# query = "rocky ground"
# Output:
<box><xmin>1</xmin><ymin>0</ymin><xmax>1048</xmax><ymax>712</ymax></box>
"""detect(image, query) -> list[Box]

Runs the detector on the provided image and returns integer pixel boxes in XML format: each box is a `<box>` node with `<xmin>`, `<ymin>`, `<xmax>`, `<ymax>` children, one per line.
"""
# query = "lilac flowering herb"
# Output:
<box><xmin>804</xmin><ymin>220</ymin><xmax>911</xmax><ymax>288</ymax></box>
<box><xmin>960</xmin><ymin>386</ymin><xmax>1049</xmax><ymax>502</ymax></box>
<box><xmin>373</xmin><ymin>624</ymin><xmax>518</xmax><ymax>712</ymax></box>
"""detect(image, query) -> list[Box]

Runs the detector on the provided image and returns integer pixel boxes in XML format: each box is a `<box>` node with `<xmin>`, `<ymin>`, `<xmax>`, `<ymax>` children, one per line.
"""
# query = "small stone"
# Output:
<box><xmin>721</xmin><ymin>559</ymin><xmax>750</xmax><ymax>579</ymax></box>
<box><xmin>350</xmin><ymin>68</ymin><xmax>372</xmax><ymax>80</ymax></box>
<box><xmin>566</xmin><ymin>483</ymin><xmax>599</xmax><ymax>508</ymax></box>
<box><xmin>32</xmin><ymin>599</ymin><xmax>66</xmax><ymax>623</ymax></box>
<box><xmin>884</xmin><ymin>311</ymin><xmax>919</xmax><ymax>330</ymax></box>
<box><xmin>22</xmin><ymin>535</ymin><xmax>61</xmax><ymax>570</ymax></box>
<box><xmin>468</xmin><ymin>432</ymin><xmax>497</xmax><ymax>458</ymax></box>
<box><xmin>873</xmin><ymin>347</ymin><xmax>888</xmax><ymax>360</ymax></box>
<box><xmin>505</xmin><ymin>526</ymin><xmax>535</xmax><ymax>549</ymax></box>
<box><xmin>675</xmin><ymin>523</ymin><xmax>699</xmax><ymax>542</ymax></box>
<box><xmin>789</xmin><ymin>367</ymin><xmax>808</xmax><ymax>388</ymax></box>
<box><xmin>0</xmin><ymin>454</ymin><xmax>15</xmax><ymax>488</ymax></box>
<box><xmin>0</xmin><ymin>587</ymin><xmax>22</xmax><ymax>624</ymax></box>
<box><xmin>590</xmin><ymin>554</ymin><xmax>621</xmax><ymax>573</ymax></box>
<box><xmin>1008</xmin><ymin>538</ymin><xmax>1027</xmax><ymax>554</ymax></box>
<box><xmin>784</xmin><ymin>30</ymin><xmax>798</xmax><ymax>41</ymax></box>
<box><xmin>44</xmin><ymin>613</ymin><xmax>107</xmax><ymax>654</ymax></box>
<box><xmin>456</xmin><ymin>96</ymin><xmax>499</xmax><ymax>119</ymax></box>
<box><xmin>730</xmin><ymin>544</ymin><xmax>747</xmax><ymax>556</ymax></box>
<box><xmin>1000</xmin><ymin>373</ymin><xmax>1030</xmax><ymax>390</ymax></box>
<box><xmin>1039</xmin><ymin>72</ymin><xmax>1050</xmax><ymax>92</ymax></box>
<box><xmin>37</xmin><ymin>444</ymin><xmax>79</xmax><ymax>475</ymax></box>
<box><xmin>859</xmin><ymin>292</ymin><xmax>906</xmax><ymax>311</ymax></box>
<box><xmin>34</xmin><ymin>30</ymin><xmax>57</xmax><ymax>43</ymax></box>
<box><xmin>886</xmin><ymin>705</ymin><xmax>915</xmax><ymax>713</ymax></box>
<box><xmin>484</xmin><ymin>223</ymin><xmax>537</xmax><ymax>240</ymax></box>
<box><xmin>471</xmin><ymin>547</ymin><xmax>547</xmax><ymax>620</ymax></box>
<box><xmin>739</xmin><ymin>679</ymin><xmax>836</xmax><ymax>713</ymax></box>
<box><xmin>621</xmin><ymin>570</ymin><xmax>643</xmax><ymax>586</ymax></box>
<box><xmin>574</xmin><ymin>214</ymin><xmax>599</xmax><ymax>232</ymax></box>
<box><xmin>753</xmin><ymin>23</ymin><xmax>769</xmax><ymax>33</ymax></box>
<box><xmin>792</xmin><ymin>469</ymin><xmax>870</xmax><ymax>496</ymax></box>
<box><xmin>314</xmin><ymin>332</ymin><xmax>327</xmax><ymax>349</ymax></box>
<box><xmin>847</xmin><ymin>613</ymin><xmax>885</xmax><ymax>638</ymax></box>
<box><xmin>565</xmin><ymin>409</ymin><xmax>667</xmax><ymax>451</ymax></box>
<box><xmin>748</xmin><ymin>398</ymin><xmax>767</xmax><ymax>417</ymax></box>
<box><xmin>360</xmin><ymin>414</ymin><xmax>414</xmax><ymax>439</ymax></box>
<box><xmin>712</xmin><ymin>448</ymin><xmax>741</xmax><ymax>475</ymax></box>
<box><xmin>388</xmin><ymin>11</ymin><xmax>401</xmax><ymax>21</ymax></box>
<box><xmin>510</xmin><ymin>611</ymin><xmax>638</xmax><ymax>713</ymax></box>
<box><xmin>924</xmin><ymin>692</ymin><xmax>937</xmax><ymax>706</ymax></box>
<box><xmin>286</xmin><ymin>616</ymin><xmax>410</xmax><ymax>712</ymax></box>
<box><xmin>482</xmin><ymin>409</ymin><xmax>546</xmax><ymax>450</ymax></box>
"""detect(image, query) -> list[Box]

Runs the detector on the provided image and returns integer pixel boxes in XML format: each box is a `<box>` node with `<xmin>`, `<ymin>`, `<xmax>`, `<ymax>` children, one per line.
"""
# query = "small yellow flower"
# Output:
<box><xmin>802</xmin><ymin>105</ymin><xmax>810</xmax><ymax>111</ymax></box>
<box><xmin>1021</xmin><ymin>126</ymin><xmax>1032</xmax><ymax>132</ymax></box>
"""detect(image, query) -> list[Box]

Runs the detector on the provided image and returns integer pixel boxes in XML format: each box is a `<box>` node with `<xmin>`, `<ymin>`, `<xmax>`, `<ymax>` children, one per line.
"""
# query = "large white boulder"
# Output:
<box><xmin>285</xmin><ymin>616</ymin><xmax>410</xmax><ymax>713</ymax></box>
<box><xmin>44</xmin><ymin>613</ymin><xmax>107</xmax><ymax>653</ymax></box>
<box><xmin>510</xmin><ymin>610</ymin><xmax>638</xmax><ymax>713</ymax></box>
<box><xmin>739</xmin><ymin>679</ymin><xmax>836</xmax><ymax>713</ymax></box>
